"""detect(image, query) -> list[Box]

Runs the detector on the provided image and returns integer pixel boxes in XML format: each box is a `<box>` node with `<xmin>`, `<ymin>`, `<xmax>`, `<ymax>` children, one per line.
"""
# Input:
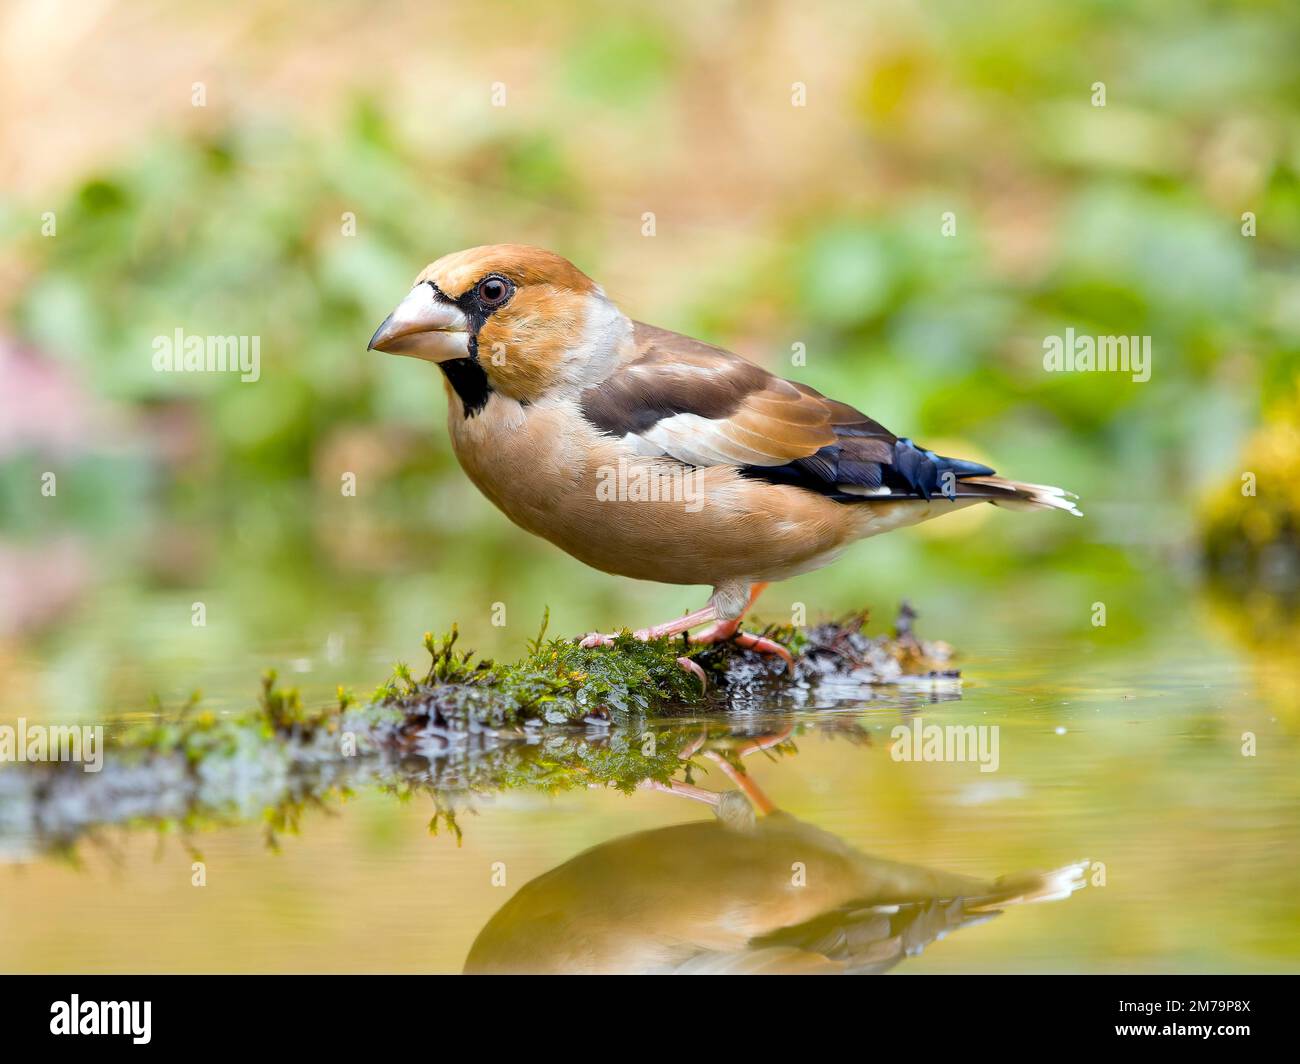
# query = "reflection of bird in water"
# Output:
<box><xmin>464</xmin><ymin>730</ymin><xmax>1087</xmax><ymax>974</ymax></box>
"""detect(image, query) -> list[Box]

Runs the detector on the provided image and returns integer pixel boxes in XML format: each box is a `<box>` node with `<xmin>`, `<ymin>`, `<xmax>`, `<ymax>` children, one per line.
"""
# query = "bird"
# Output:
<box><xmin>461</xmin><ymin>728</ymin><xmax>1089</xmax><ymax>974</ymax></box>
<box><xmin>464</xmin><ymin>814</ymin><xmax>1089</xmax><ymax>974</ymax></box>
<box><xmin>368</xmin><ymin>244</ymin><xmax>1080</xmax><ymax>670</ymax></box>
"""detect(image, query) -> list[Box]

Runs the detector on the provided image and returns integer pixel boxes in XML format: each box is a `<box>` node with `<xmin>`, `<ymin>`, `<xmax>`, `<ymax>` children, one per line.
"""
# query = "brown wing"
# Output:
<box><xmin>578</xmin><ymin>322</ymin><xmax>995</xmax><ymax>500</ymax></box>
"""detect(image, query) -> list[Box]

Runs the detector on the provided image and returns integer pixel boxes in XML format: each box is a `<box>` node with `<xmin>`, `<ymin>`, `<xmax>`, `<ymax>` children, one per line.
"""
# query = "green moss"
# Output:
<box><xmin>373</xmin><ymin>616</ymin><xmax>712</xmax><ymax>726</ymax></box>
<box><xmin>109</xmin><ymin>606</ymin><xmax>950</xmax><ymax>769</ymax></box>
<box><xmin>6</xmin><ymin>609</ymin><xmax>943</xmax><ymax>855</ymax></box>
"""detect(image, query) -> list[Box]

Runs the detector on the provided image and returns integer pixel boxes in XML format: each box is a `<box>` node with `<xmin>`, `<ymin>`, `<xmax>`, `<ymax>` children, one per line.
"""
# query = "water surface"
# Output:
<box><xmin>2</xmin><ymin>562</ymin><xmax>1295</xmax><ymax>973</ymax></box>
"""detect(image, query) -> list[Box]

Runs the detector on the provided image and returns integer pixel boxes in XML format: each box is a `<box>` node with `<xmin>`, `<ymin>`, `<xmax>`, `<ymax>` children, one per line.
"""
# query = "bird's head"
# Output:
<box><xmin>368</xmin><ymin>244</ymin><xmax>630</xmax><ymax>404</ymax></box>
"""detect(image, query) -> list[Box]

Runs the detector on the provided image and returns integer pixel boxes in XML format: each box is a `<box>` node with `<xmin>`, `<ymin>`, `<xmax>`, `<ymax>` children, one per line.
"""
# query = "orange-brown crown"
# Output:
<box><xmin>415</xmin><ymin>244</ymin><xmax>599</xmax><ymax>300</ymax></box>
<box><xmin>414</xmin><ymin>245</ymin><xmax>624</xmax><ymax>403</ymax></box>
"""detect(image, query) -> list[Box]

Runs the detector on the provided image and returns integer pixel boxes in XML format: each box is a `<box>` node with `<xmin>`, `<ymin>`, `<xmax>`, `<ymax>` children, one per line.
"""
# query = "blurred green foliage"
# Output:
<box><xmin>1</xmin><ymin>2</ymin><xmax>1298</xmax><ymax>977</ymax></box>
<box><xmin>0</xmin><ymin>0</ymin><xmax>1297</xmax><ymax>711</ymax></box>
<box><xmin>4</xmin><ymin>49</ymin><xmax>1296</xmax><ymax>517</ymax></box>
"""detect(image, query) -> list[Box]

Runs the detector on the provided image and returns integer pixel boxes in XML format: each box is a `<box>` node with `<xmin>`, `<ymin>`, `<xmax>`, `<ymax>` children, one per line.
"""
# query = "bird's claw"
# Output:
<box><xmin>676</xmin><ymin>655</ymin><xmax>708</xmax><ymax>693</ymax></box>
<box><xmin>728</xmin><ymin>631</ymin><xmax>795</xmax><ymax>674</ymax></box>
<box><xmin>579</xmin><ymin>628</ymin><xmax>654</xmax><ymax>648</ymax></box>
<box><xmin>578</xmin><ymin>633</ymin><xmax>707</xmax><ymax>692</ymax></box>
<box><xmin>688</xmin><ymin>622</ymin><xmax>794</xmax><ymax>675</ymax></box>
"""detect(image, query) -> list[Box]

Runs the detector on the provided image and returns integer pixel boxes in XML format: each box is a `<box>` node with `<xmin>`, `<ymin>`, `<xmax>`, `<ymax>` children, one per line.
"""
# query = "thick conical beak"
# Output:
<box><xmin>368</xmin><ymin>284</ymin><xmax>471</xmax><ymax>363</ymax></box>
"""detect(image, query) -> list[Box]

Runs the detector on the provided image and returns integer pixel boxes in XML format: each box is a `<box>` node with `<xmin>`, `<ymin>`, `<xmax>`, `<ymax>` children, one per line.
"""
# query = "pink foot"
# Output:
<box><xmin>576</xmin><ymin>628</ymin><xmax>710</xmax><ymax>693</ymax></box>
<box><xmin>578</xmin><ymin>603</ymin><xmax>718</xmax><ymax>650</ymax></box>
<box><xmin>676</xmin><ymin>656</ymin><xmax>708</xmax><ymax>692</ymax></box>
<box><xmin>573</xmin><ymin>588</ymin><xmax>790</xmax><ymax>692</ymax></box>
<box><xmin>690</xmin><ymin>619</ymin><xmax>794</xmax><ymax>674</ymax></box>
<box><xmin>689</xmin><ymin>617</ymin><xmax>742</xmax><ymax>644</ymax></box>
<box><xmin>729</xmin><ymin>631</ymin><xmax>795</xmax><ymax>673</ymax></box>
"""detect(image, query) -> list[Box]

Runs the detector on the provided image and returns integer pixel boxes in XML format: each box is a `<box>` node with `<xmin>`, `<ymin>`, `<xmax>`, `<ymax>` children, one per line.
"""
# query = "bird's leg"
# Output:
<box><xmin>634</xmin><ymin>726</ymin><xmax>791</xmax><ymax>814</ymax></box>
<box><xmin>579</xmin><ymin>603</ymin><xmax>718</xmax><ymax>647</ymax></box>
<box><xmin>733</xmin><ymin>723</ymin><xmax>795</xmax><ymax>758</ymax></box>
<box><xmin>637</xmin><ymin>778</ymin><xmax>720</xmax><ymax>807</ymax></box>
<box><xmin>702</xmin><ymin>751</ymin><xmax>776</xmax><ymax>815</ymax></box>
<box><xmin>576</xmin><ymin>583</ymin><xmax>790</xmax><ymax>687</ymax></box>
<box><xmin>688</xmin><ymin>585</ymin><xmax>759</xmax><ymax>645</ymax></box>
<box><xmin>687</xmin><ymin>583</ymin><xmax>794</xmax><ymax>672</ymax></box>
<box><xmin>579</xmin><ymin>606</ymin><xmax>718</xmax><ymax>691</ymax></box>
<box><xmin>700</xmin><ymin>725</ymin><xmax>793</xmax><ymax>816</ymax></box>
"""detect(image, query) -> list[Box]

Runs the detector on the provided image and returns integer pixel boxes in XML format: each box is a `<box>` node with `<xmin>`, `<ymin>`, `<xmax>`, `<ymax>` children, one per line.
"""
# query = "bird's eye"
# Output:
<box><xmin>477</xmin><ymin>276</ymin><xmax>510</xmax><ymax>306</ymax></box>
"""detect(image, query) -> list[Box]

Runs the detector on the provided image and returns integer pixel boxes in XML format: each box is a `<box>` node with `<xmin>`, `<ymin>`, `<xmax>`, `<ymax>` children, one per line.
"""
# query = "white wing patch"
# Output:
<box><xmin>623</xmin><ymin>413</ymin><xmax>783</xmax><ymax>467</ymax></box>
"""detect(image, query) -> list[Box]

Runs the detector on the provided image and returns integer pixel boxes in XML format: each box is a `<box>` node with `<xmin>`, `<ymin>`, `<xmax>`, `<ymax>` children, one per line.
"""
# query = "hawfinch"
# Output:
<box><xmin>369</xmin><ymin>245</ymin><xmax>1079</xmax><ymax>666</ymax></box>
<box><xmin>463</xmin><ymin>728</ymin><xmax>1087</xmax><ymax>974</ymax></box>
<box><xmin>464</xmin><ymin>816</ymin><xmax>1088</xmax><ymax>974</ymax></box>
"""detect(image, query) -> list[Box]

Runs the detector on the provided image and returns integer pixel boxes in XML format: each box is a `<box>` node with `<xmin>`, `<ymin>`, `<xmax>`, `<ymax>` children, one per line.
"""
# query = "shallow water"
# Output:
<box><xmin>1</xmin><ymin>545</ymin><xmax>1298</xmax><ymax>974</ymax></box>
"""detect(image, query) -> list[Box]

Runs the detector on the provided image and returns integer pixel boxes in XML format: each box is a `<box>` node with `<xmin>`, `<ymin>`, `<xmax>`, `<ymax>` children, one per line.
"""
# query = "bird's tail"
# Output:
<box><xmin>960</xmin><ymin>476</ymin><xmax>1083</xmax><ymax>517</ymax></box>
<box><xmin>743</xmin><ymin>858</ymin><xmax>1091</xmax><ymax>973</ymax></box>
<box><xmin>964</xmin><ymin>858</ymin><xmax>1091</xmax><ymax>912</ymax></box>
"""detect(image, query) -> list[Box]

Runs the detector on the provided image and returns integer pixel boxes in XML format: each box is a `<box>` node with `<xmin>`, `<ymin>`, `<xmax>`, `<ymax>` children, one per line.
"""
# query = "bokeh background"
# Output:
<box><xmin>2</xmin><ymin>0</ymin><xmax>1299</xmax><ymax>976</ymax></box>
<box><xmin>2</xmin><ymin>0</ymin><xmax>1299</xmax><ymax>715</ymax></box>
<box><xmin>0</xmin><ymin>0</ymin><xmax>1296</xmax><ymax>714</ymax></box>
